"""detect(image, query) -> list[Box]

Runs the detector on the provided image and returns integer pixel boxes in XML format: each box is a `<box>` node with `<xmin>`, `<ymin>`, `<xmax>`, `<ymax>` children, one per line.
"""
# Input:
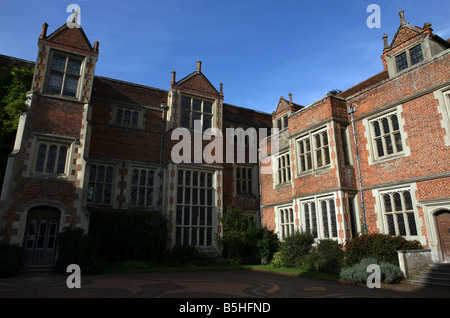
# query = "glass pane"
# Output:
<box><xmin>324</xmin><ymin>146</ymin><xmax>330</xmax><ymax>165</ymax></box>
<box><xmin>116</xmin><ymin>109</ymin><xmax>123</xmax><ymax>125</ymax></box>
<box><xmin>387</xmin><ymin>214</ymin><xmax>395</xmax><ymax>235</ymax></box>
<box><xmin>131</xmin><ymin>186</ymin><xmax>137</xmax><ymax>205</ymax></box>
<box><xmin>396</xmin><ymin>52</ymin><xmax>408</xmax><ymax>72</ymax></box>
<box><xmin>97</xmin><ymin>166</ymin><xmax>105</xmax><ymax>182</ymax></box>
<box><xmin>46</xmin><ymin>145</ymin><xmax>57</xmax><ymax>173</ymax></box>
<box><xmin>132</xmin><ymin>112</ymin><xmax>139</xmax><ymax>126</ymax></box>
<box><xmin>203</xmin><ymin>115</ymin><xmax>212</xmax><ymax>131</ymax></box>
<box><xmin>321</xmin><ymin>200</ymin><xmax>329</xmax><ymax>238</ymax></box>
<box><xmin>391</xmin><ymin>115</ymin><xmax>399</xmax><ymax>131</ymax></box>
<box><xmin>410</xmin><ymin>45</ymin><xmax>423</xmax><ymax>65</ymax></box>
<box><xmin>176</xmin><ymin>206</ymin><xmax>183</xmax><ymax>225</ymax></box>
<box><xmin>382</xmin><ymin>118</ymin><xmax>390</xmax><ymax>134</ymax></box>
<box><xmin>396</xmin><ymin>213</ymin><xmax>406</xmax><ymax>236</ymax></box>
<box><xmin>181</xmin><ymin>111</ymin><xmax>190</xmax><ymax>128</ymax></box>
<box><xmin>394</xmin><ymin>133</ymin><xmax>403</xmax><ymax>152</ymax></box>
<box><xmin>315</xmin><ymin>134</ymin><xmax>321</xmax><ymax>148</ymax></box>
<box><xmin>63</xmin><ymin>75</ymin><xmax>79</xmax><ymax>97</ymax></box>
<box><xmin>193</xmin><ymin>99</ymin><xmax>202</xmax><ymax>111</ymax></box>
<box><xmin>67</xmin><ymin>58</ymin><xmax>82</xmax><ymax>74</ymax></box>
<box><xmin>203</xmin><ymin>101</ymin><xmax>212</xmax><ymax>114</ymax></box>
<box><xmin>181</xmin><ymin>96</ymin><xmax>191</xmax><ymax>109</ymax></box>
<box><xmin>393</xmin><ymin>192</ymin><xmax>402</xmax><ymax>211</ymax></box>
<box><xmin>89</xmin><ymin>165</ymin><xmax>96</xmax><ymax>181</ymax></box>
<box><xmin>184</xmin><ymin>188</ymin><xmax>191</xmax><ymax>204</ymax></box>
<box><xmin>56</xmin><ymin>146</ymin><xmax>67</xmax><ymax>173</ymax></box>
<box><xmin>35</xmin><ymin>144</ymin><xmax>47</xmax><ymax>172</ymax></box>
<box><xmin>191</xmin><ymin>112</ymin><xmax>201</xmax><ymax>128</ymax></box>
<box><xmin>383</xmin><ymin>194</ymin><xmax>392</xmax><ymax>212</ymax></box>
<box><xmin>123</xmin><ymin>110</ymin><xmax>131</xmax><ymax>125</ymax></box>
<box><xmin>47</xmin><ymin>72</ymin><xmax>63</xmax><ymax>94</ymax></box>
<box><xmin>376</xmin><ymin>138</ymin><xmax>384</xmax><ymax>157</ymax></box>
<box><xmin>373</xmin><ymin>121</ymin><xmax>381</xmax><ymax>137</ymax></box>
<box><xmin>37</xmin><ymin>222</ymin><xmax>46</xmax><ymax>248</ymax></box>
<box><xmin>177</xmin><ymin>187</ymin><xmax>183</xmax><ymax>204</ymax></box>
<box><xmin>140</xmin><ymin>170</ymin><xmax>146</xmax><ymax>186</ymax></box>
<box><xmin>403</xmin><ymin>191</ymin><xmax>413</xmax><ymax>210</ymax></box>
<box><xmin>51</xmin><ymin>55</ymin><xmax>66</xmax><ymax>71</ymax></box>
<box><xmin>147</xmin><ymin>170</ymin><xmax>154</xmax><ymax>186</ymax></box>
<box><xmin>385</xmin><ymin>135</ymin><xmax>393</xmax><ymax>154</ymax></box>
<box><xmin>407</xmin><ymin>212</ymin><xmax>417</xmax><ymax>236</ymax></box>
<box><xmin>146</xmin><ymin>189</ymin><xmax>152</xmax><ymax>206</ymax></box>
<box><xmin>329</xmin><ymin>200</ymin><xmax>337</xmax><ymax>237</ymax></box>
<box><xmin>132</xmin><ymin>169</ymin><xmax>138</xmax><ymax>185</ymax></box>
<box><xmin>95</xmin><ymin>184</ymin><xmax>103</xmax><ymax>203</ymax></box>
<box><xmin>178</xmin><ymin>170</ymin><xmax>184</xmax><ymax>185</ymax></box>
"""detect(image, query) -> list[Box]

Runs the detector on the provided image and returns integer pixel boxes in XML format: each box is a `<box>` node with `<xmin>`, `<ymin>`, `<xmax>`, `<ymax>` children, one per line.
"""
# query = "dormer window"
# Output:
<box><xmin>276</xmin><ymin>115</ymin><xmax>288</xmax><ymax>130</ymax></box>
<box><xmin>180</xmin><ymin>96</ymin><xmax>213</xmax><ymax>131</ymax></box>
<box><xmin>395</xmin><ymin>44</ymin><xmax>424</xmax><ymax>72</ymax></box>
<box><xmin>46</xmin><ymin>52</ymin><xmax>83</xmax><ymax>98</ymax></box>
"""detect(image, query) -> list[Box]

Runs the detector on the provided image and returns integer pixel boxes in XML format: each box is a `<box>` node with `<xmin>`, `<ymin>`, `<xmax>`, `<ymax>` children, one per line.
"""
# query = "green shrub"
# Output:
<box><xmin>278</xmin><ymin>231</ymin><xmax>314</xmax><ymax>268</ymax></box>
<box><xmin>299</xmin><ymin>239</ymin><xmax>345</xmax><ymax>274</ymax></box>
<box><xmin>340</xmin><ymin>257</ymin><xmax>404</xmax><ymax>284</ymax></box>
<box><xmin>257</xmin><ymin>228</ymin><xmax>280</xmax><ymax>265</ymax></box>
<box><xmin>0</xmin><ymin>243</ymin><xmax>23</xmax><ymax>278</ymax></box>
<box><xmin>88</xmin><ymin>209</ymin><xmax>169</xmax><ymax>263</ymax></box>
<box><xmin>220</xmin><ymin>206</ymin><xmax>279</xmax><ymax>265</ymax></box>
<box><xmin>55</xmin><ymin>227</ymin><xmax>103</xmax><ymax>274</ymax></box>
<box><xmin>344</xmin><ymin>233</ymin><xmax>422</xmax><ymax>266</ymax></box>
<box><xmin>166</xmin><ymin>245</ymin><xmax>199</xmax><ymax>267</ymax></box>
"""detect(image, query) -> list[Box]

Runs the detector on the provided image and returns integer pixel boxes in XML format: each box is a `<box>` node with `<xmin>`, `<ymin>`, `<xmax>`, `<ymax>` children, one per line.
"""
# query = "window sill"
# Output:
<box><xmin>30</xmin><ymin>173</ymin><xmax>68</xmax><ymax>180</ymax></box>
<box><xmin>296</xmin><ymin>165</ymin><xmax>332</xmax><ymax>178</ymax></box>
<box><xmin>372</xmin><ymin>152</ymin><xmax>405</xmax><ymax>165</ymax></box>
<box><xmin>40</xmin><ymin>92</ymin><xmax>84</xmax><ymax>104</ymax></box>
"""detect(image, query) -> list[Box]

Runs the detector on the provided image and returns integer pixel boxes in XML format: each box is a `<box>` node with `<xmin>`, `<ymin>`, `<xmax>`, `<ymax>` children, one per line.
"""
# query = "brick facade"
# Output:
<box><xmin>1</xmin><ymin>11</ymin><xmax>450</xmax><ymax>264</ymax></box>
<box><xmin>261</xmin><ymin>11</ymin><xmax>450</xmax><ymax>262</ymax></box>
<box><xmin>0</xmin><ymin>20</ymin><xmax>271</xmax><ymax>263</ymax></box>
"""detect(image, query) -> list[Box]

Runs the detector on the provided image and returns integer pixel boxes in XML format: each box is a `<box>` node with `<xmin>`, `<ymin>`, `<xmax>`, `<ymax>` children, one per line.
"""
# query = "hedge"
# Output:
<box><xmin>88</xmin><ymin>209</ymin><xmax>169</xmax><ymax>263</ymax></box>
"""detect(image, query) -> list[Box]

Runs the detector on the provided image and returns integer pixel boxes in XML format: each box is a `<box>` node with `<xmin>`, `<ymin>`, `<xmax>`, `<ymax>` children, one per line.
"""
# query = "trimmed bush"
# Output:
<box><xmin>89</xmin><ymin>209</ymin><xmax>169</xmax><ymax>263</ymax></box>
<box><xmin>0</xmin><ymin>243</ymin><xmax>23</xmax><ymax>278</ymax></box>
<box><xmin>55</xmin><ymin>227</ymin><xmax>103</xmax><ymax>274</ymax></box>
<box><xmin>340</xmin><ymin>257</ymin><xmax>405</xmax><ymax>284</ymax></box>
<box><xmin>166</xmin><ymin>245</ymin><xmax>200</xmax><ymax>267</ymax></box>
<box><xmin>299</xmin><ymin>239</ymin><xmax>345</xmax><ymax>274</ymax></box>
<box><xmin>220</xmin><ymin>206</ymin><xmax>279</xmax><ymax>265</ymax></box>
<box><xmin>344</xmin><ymin>233</ymin><xmax>422</xmax><ymax>266</ymax></box>
<box><xmin>278</xmin><ymin>231</ymin><xmax>314</xmax><ymax>268</ymax></box>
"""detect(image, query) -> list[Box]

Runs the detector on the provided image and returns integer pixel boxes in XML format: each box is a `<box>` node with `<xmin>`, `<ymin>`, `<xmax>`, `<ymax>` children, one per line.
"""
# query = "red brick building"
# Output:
<box><xmin>261</xmin><ymin>11</ymin><xmax>450</xmax><ymax>262</ymax></box>
<box><xmin>0</xmin><ymin>20</ymin><xmax>271</xmax><ymax>265</ymax></box>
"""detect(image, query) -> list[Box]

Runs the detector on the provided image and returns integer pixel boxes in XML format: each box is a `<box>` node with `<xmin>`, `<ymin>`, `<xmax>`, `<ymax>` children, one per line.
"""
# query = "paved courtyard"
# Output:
<box><xmin>1</xmin><ymin>269</ymin><xmax>449</xmax><ymax>299</ymax></box>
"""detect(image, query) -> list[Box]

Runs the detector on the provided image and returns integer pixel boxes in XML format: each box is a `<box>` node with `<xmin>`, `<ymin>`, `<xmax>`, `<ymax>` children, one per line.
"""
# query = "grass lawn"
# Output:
<box><xmin>102</xmin><ymin>261</ymin><xmax>341</xmax><ymax>281</ymax></box>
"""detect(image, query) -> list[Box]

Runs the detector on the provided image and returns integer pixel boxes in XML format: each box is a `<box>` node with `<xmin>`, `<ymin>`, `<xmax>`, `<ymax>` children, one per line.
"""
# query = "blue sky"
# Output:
<box><xmin>1</xmin><ymin>0</ymin><xmax>449</xmax><ymax>113</ymax></box>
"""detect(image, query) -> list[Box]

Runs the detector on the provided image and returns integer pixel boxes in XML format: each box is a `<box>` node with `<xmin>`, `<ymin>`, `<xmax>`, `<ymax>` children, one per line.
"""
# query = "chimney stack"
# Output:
<box><xmin>40</xmin><ymin>23</ymin><xmax>49</xmax><ymax>39</ymax></box>
<box><xmin>197</xmin><ymin>61</ymin><xmax>202</xmax><ymax>73</ymax></box>
<box><xmin>399</xmin><ymin>10</ymin><xmax>406</xmax><ymax>26</ymax></box>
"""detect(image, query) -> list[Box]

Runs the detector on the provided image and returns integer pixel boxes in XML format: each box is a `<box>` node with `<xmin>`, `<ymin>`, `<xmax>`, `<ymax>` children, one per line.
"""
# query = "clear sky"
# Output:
<box><xmin>1</xmin><ymin>0</ymin><xmax>449</xmax><ymax>113</ymax></box>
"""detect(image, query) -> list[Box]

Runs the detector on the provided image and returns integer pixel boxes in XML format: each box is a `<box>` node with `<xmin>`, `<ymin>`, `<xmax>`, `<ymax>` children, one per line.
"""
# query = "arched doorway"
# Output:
<box><xmin>23</xmin><ymin>207</ymin><xmax>61</xmax><ymax>265</ymax></box>
<box><xmin>436</xmin><ymin>211</ymin><xmax>450</xmax><ymax>262</ymax></box>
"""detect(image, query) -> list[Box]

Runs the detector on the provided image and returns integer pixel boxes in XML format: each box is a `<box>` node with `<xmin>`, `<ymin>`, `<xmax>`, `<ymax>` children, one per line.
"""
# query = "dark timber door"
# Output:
<box><xmin>23</xmin><ymin>207</ymin><xmax>60</xmax><ymax>265</ymax></box>
<box><xmin>437</xmin><ymin>211</ymin><xmax>450</xmax><ymax>262</ymax></box>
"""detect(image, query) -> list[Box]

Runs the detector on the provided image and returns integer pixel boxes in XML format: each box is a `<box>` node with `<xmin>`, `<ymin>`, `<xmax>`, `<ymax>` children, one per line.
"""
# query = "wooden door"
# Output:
<box><xmin>23</xmin><ymin>207</ymin><xmax>60</xmax><ymax>265</ymax></box>
<box><xmin>437</xmin><ymin>211</ymin><xmax>450</xmax><ymax>262</ymax></box>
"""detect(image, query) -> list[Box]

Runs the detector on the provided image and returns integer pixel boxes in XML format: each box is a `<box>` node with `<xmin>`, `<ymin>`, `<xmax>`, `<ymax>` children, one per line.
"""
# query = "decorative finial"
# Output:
<box><xmin>382</xmin><ymin>34</ymin><xmax>389</xmax><ymax>49</ymax></box>
<box><xmin>196</xmin><ymin>61</ymin><xmax>202</xmax><ymax>73</ymax></box>
<box><xmin>399</xmin><ymin>10</ymin><xmax>406</xmax><ymax>26</ymax></box>
<box><xmin>288</xmin><ymin>93</ymin><xmax>293</xmax><ymax>105</ymax></box>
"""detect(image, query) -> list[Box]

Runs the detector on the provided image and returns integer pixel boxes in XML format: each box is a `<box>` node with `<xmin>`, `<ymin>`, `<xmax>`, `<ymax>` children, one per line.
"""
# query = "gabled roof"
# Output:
<box><xmin>173</xmin><ymin>61</ymin><xmax>221</xmax><ymax>98</ymax></box>
<box><xmin>43</xmin><ymin>23</ymin><xmax>96</xmax><ymax>52</ymax></box>
<box><xmin>274</xmin><ymin>94</ymin><xmax>303</xmax><ymax>117</ymax></box>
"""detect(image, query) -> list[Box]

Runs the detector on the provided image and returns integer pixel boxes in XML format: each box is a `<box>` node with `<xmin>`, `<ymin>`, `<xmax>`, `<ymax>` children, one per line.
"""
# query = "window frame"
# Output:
<box><xmin>175</xmin><ymin>169</ymin><xmax>216</xmax><ymax>248</ymax></box>
<box><xmin>33</xmin><ymin>142</ymin><xmax>70</xmax><ymax>176</ymax></box>
<box><xmin>277</xmin><ymin>206</ymin><xmax>296</xmax><ymax>240</ymax></box>
<box><xmin>180</xmin><ymin>95</ymin><xmax>214</xmax><ymax>131</ymax></box>
<box><xmin>235</xmin><ymin>166</ymin><xmax>254</xmax><ymax>196</ymax></box>
<box><xmin>87</xmin><ymin>164</ymin><xmax>115</xmax><ymax>205</ymax></box>
<box><xmin>379</xmin><ymin>188</ymin><xmax>419</xmax><ymax>238</ymax></box>
<box><xmin>394</xmin><ymin>43</ymin><xmax>424</xmax><ymax>74</ymax></box>
<box><xmin>295</xmin><ymin>127</ymin><xmax>331</xmax><ymax>175</ymax></box>
<box><xmin>129</xmin><ymin>167</ymin><xmax>156</xmax><ymax>209</ymax></box>
<box><xmin>45</xmin><ymin>51</ymin><xmax>84</xmax><ymax>99</ymax></box>
<box><xmin>299</xmin><ymin>195</ymin><xmax>339</xmax><ymax>241</ymax></box>
<box><xmin>368</xmin><ymin>110</ymin><xmax>406</xmax><ymax>162</ymax></box>
<box><xmin>275</xmin><ymin>151</ymin><xmax>291</xmax><ymax>186</ymax></box>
